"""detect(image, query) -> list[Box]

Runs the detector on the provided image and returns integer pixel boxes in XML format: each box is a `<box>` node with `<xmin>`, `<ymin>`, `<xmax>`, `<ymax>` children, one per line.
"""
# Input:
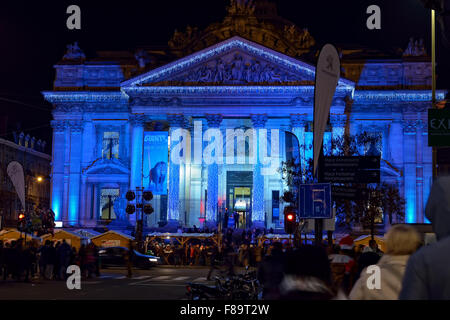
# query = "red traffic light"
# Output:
<box><xmin>286</xmin><ymin>214</ymin><xmax>294</xmax><ymax>221</ymax></box>
<box><xmin>18</xmin><ymin>213</ymin><xmax>25</xmax><ymax>220</ymax></box>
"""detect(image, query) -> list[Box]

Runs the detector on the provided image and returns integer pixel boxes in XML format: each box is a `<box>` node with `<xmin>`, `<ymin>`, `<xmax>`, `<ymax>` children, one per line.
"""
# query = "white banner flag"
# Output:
<box><xmin>7</xmin><ymin>161</ymin><xmax>26</xmax><ymax>210</ymax></box>
<box><xmin>314</xmin><ymin>44</ymin><xmax>340</xmax><ymax>176</ymax></box>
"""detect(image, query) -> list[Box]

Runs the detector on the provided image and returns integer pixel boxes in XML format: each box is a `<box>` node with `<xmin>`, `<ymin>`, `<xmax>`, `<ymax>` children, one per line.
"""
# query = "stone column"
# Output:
<box><xmin>402</xmin><ymin>119</ymin><xmax>417</xmax><ymax>223</ymax></box>
<box><xmin>79</xmin><ymin>174</ymin><xmax>87</xmax><ymax>226</ymax></box>
<box><xmin>251</xmin><ymin>114</ymin><xmax>268</xmax><ymax>228</ymax></box>
<box><xmin>422</xmin><ymin>119</ymin><xmax>432</xmax><ymax>223</ymax></box>
<box><xmin>167</xmin><ymin>114</ymin><xmax>185</xmax><ymax>225</ymax></box>
<box><xmin>205</xmin><ymin>114</ymin><xmax>223</xmax><ymax>228</ymax></box>
<box><xmin>330</xmin><ymin>114</ymin><xmax>346</xmax><ymax>155</ymax></box>
<box><xmin>129</xmin><ymin>114</ymin><xmax>146</xmax><ymax>226</ymax></box>
<box><xmin>390</xmin><ymin>119</ymin><xmax>404</xmax><ymax>169</ymax></box>
<box><xmin>416</xmin><ymin>120</ymin><xmax>424</xmax><ymax>223</ymax></box>
<box><xmin>67</xmin><ymin>120</ymin><xmax>83</xmax><ymax>226</ymax></box>
<box><xmin>50</xmin><ymin>120</ymin><xmax>66</xmax><ymax>222</ymax></box>
<box><xmin>290</xmin><ymin>114</ymin><xmax>308</xmax><ymax>177</ymax></box>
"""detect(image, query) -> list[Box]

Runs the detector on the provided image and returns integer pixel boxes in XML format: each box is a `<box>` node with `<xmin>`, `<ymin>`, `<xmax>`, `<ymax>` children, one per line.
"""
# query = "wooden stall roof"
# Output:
<box><xmin>41</xmin><ymin>229</ymin><xmax>88</xmax><ymax>240</ymax></box>
<box><xmin>91</xmin><ymin>230</ymin><xmax>134</xmax><ymax>241</ymax></box>
<box><xmin>71</xmin><ymin>229</ymin><xmax>102</xmax><ymax>239</ymax></box>
<box><xmin>0</xmin><ymin>229</ymin><xmax>42</xmax><ymax>242</ymax></box>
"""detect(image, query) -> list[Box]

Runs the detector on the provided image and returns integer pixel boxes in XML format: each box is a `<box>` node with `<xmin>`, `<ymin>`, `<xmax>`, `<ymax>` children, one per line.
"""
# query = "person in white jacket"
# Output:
<box><xmin>349</xmin><ymin>225</ymin><xmax>421</xmax><ymax>300</ymax></box>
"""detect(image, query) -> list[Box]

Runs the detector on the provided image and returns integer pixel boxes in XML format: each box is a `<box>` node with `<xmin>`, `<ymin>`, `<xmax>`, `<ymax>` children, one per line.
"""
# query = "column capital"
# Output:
<box><xmin>290</xmin><ymin>114</ymin><xmax>308</xmax><ymax>128</ymax></box>
<box><xmin>51</xmin><ymin>120</ymin><xmax>67</xmax><ymax>132</ymax></box>
<box><xmin>402</xmin><ymin>119</ymin><xmax>419</xmax><ymax>134</ymax></box>
<box><xmin>67</xmin><ymin>120</ymin><xmax>83</xmax><ymax>133</ymax></box>
<box><xmin>251</xmin><ymin>114</ymin><xmax>268</xmax><ymax>128</ymax></box>
<box><xmin>167</xmin><ymin>114</ymin><xmax>187</xmax><ymax>128</ymax></box>
<box><xmin>330</xmin><ymin>114</ymin><xmax>347</xmax><ymax>127</ymax></box>
<box><xmin>129</xmin><ymin>114</ymin><xmax>147</xmax><ymax>127</ymax></box>
<box><xmin>205</xmin><ymin>114</ymin><xmax>223</xmax><ymax>128</ymax></box>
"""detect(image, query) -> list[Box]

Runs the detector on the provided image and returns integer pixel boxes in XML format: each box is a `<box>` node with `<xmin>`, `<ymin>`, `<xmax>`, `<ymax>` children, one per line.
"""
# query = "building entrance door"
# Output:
<box><xmin>226</xmin><ymin>171</ymin><xmax>253</xmax><ymax>229</ymax></box>
<box><xmin>233</xmin><ymin>187</ymin><xmax>251</xmax><ymax>229</ymax></box>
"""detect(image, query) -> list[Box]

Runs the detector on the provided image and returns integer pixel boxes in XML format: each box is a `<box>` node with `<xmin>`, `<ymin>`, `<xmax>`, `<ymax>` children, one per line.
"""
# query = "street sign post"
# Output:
<box><xmin>299</xmin><ymin>183</ymin><xmax>332</xmax><ymax>219</ymax></box>
<box><xmin>320</xmin><ymin>156</ymin><xmax>380</xmax><ymax>183</ymax></box>
<box><xmin>428</xmin><ymin>108</ymin><xmax>450</xmax><ymax>147</ymax></box>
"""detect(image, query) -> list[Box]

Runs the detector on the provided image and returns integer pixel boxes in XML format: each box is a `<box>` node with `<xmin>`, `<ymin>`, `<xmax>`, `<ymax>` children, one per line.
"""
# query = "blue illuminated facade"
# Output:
<box><xmin>43</xmin><ymin>32</ymin><xmax>445</xmax><ymax>230</ymax></box>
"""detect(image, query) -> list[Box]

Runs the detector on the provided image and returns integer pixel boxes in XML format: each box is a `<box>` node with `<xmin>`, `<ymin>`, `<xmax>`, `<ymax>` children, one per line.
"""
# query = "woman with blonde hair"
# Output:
<box><xmin>349</xmin><ymin>225</ymin><xmax>421</xmax><ymax>300</ymax></box>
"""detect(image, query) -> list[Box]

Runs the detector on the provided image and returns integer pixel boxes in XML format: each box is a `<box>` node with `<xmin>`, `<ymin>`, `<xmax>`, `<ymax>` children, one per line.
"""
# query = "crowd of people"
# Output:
<box><xmin>144</xmin><ymin>227</ymin><xmax>275</xmax><ymax>268</ymax></box>
<box><xmin>0</xmin><ymin>239</ymin><xmax>101</xmax><ymax>282</ymax></box>
<box><xmin>1</xmin><ymin>176</ymin><xmax>449</xmax><ymax>300</ymax></box>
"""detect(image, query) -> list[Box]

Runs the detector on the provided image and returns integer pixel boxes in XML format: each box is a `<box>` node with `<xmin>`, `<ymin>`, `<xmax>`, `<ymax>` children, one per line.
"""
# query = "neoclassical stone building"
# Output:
<box><xmin>43</xmin><ymin>0</ymin><xmax>445</xmax><ymax>230</ymax></box>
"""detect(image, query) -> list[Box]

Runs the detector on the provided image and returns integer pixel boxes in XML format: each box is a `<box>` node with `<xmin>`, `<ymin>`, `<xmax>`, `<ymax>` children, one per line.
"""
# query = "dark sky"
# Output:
<box><xmin>0</xmin><ymin>0</ymin><xmax>449</xmax><ymax>149</ymax></box>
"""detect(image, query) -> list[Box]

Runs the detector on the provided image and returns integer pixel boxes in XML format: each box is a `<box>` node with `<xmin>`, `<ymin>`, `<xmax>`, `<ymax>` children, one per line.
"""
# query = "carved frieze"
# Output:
<box><xmin>148</xmin><ymin>53</ymin><xmax>310</xmax><ymax>86</ymax></box>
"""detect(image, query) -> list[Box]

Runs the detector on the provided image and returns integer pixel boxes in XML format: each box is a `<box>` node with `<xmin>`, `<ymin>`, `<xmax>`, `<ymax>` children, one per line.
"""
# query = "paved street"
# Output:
<box><xmin>0</xmin><ymin>266</ymin><xmax>240</xmax><ymax>300</ymax></box>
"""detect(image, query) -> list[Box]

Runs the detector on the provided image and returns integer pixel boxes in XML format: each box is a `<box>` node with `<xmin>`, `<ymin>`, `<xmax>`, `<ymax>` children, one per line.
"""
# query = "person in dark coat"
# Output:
<box><xmin>400</xmin><ymin>176</ymin><xmax>450</xmax><ymax>299</ymax></box>
<box><xmin>355</xmin><ymin>240</ymin><xmax>382</xmax><ymax>281</ymax></box>
<box><xmin>206</xmin><ymin>245</ymin><xmax>220</xmax><ymax>280</ymax></box>
<box><xmin>279</xmin><ymin>245</ymin><xmax>335</xmax><ymax>300</ymax></box>
<box><xmin>46</xmin><ymin>242</ymin><xmax>57</xmax><ymax>280</ymax></box>
<box><xmin>257</xmin><ymin>242</ymin><xmax>286</xmax><ymax>300</ymax></box>
<box><xmin>57</xmin><ymin>240</ymin><xmax>72</xmax><ymax>280</ymax></box>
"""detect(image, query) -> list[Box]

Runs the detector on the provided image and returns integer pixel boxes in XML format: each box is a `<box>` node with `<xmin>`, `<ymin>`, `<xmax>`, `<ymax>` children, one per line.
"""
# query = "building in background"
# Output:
<box><xmin>0</xmin><ymin>129</ymin><xmax>51</xmax><ymax>228</ymax></box>
<box><xmin>42</xmin><ymin>0</ymin><xmax>446</xmax><ymax>231</ymax></box>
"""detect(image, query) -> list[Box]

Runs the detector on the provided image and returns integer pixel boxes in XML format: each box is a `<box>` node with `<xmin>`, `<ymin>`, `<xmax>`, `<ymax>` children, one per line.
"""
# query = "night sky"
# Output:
<box><xmin>0</xmin><ymin>0</ymin><xmax>449</xmax><ymax>149</ymax></box>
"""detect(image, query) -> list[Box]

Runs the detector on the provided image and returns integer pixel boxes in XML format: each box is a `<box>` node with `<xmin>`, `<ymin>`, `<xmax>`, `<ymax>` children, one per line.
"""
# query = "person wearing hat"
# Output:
<box><xmin>328</xmin><ymin>235</ymin><xmax>356</xmax><ymax>294</ymax></box>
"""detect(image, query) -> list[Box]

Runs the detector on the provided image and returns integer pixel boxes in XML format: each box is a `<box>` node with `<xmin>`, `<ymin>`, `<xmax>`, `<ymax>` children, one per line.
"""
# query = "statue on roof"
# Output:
<box><xmin>227</xmin><ymin>0</ymin><xmax>255</xmax><ymax>16</ymax></box>
<box><xmin>62</xmin><ymin>41</ymin><xmax>86</xmax><ymax>61</ymax></box>
<box><xmin>135</xmin><ymin>49</ymin><xmax>151</xmax><ymax>68</ymax></box>
<box><xmin>403</xmin><ymin>37</ymin><xmax>427</xmax><ymax>57</ymax></box>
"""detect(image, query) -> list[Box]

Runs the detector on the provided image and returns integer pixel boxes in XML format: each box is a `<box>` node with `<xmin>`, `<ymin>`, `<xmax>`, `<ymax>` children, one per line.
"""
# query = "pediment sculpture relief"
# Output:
<box><xmin>148</xmin><ymin>53</ymin><xmax>310</xmax><ymax>85</ymax></box>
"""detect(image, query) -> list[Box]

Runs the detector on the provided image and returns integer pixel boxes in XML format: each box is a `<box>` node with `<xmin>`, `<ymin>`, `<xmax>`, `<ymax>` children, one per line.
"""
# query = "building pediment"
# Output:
<box><xmin>122</xmin><ymin>37</ymin><xmax>354</xmax><ymax>89</ymax></box>
<box><xmin>83</xmin><ymin>158</ymin><xmax>130</xmax><ymax>176</ymax></box>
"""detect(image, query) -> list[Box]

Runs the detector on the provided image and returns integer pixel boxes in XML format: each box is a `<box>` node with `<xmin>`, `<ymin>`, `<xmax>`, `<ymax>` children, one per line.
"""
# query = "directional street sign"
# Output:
<box><xmin>320</xmin><ymin>156</ymin><xmax>380</xmax><ymax>183</ymax></box>
<box><xmin>331</xmin><ymin>186</ymin><xmax>370</xmax><ymax>200</ymax></box>
<box><xmin>428</xmin><ymin>108</ymin><xmax>450</xmax><ymax>147</ymax></box>
<box><xmin>299</xmin><ymin>183</ymin><xmax>332</xmax><ymax>219</ymax></box>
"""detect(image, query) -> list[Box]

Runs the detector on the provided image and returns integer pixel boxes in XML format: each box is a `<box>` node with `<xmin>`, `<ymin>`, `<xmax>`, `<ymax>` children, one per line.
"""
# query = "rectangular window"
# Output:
<box><xmin>102</xmin><ymin>132</ymin><xmax>119</xmax><ymax>159</ymax></box>
<box><xmin>272</xmin><ymin>190</ymin><xmax>280</xmax><ymax>223</ymax></box>
<box><xmin>100</xmin><ymin>188</ymin><xmax>119</xmax><ymax>220</ymax></box>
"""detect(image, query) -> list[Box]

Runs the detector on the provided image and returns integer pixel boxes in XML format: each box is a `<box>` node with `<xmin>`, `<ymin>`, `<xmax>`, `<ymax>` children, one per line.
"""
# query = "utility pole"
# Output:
<box><xmin>431</xmin><ymin>8</ymin><xmax>439</xmax><ymax>179</ymax></box>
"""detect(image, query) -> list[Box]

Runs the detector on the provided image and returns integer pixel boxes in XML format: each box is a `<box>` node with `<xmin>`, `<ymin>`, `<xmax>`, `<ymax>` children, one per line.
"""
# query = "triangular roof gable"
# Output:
<box><xmin>122</xmin><ymin>36</ymin><xmax>354</xmax><ymax>88</ymax></box>
<box><xmin>42</xmin><ymin>229</ymin><xmax>87</xmax><ymax>239</ymax></box>
<box><xmin>90</xmin><ymin>230</ymin><xmax>134</xmax><ymax>241</ymax></box>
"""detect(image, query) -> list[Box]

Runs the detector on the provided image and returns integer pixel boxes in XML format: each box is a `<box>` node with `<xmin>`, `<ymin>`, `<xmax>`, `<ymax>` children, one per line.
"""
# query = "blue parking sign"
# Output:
<box><xmin>299</xmin><ymin>183</ymin><xmax>332</xmax><ymax>219</ymax></box>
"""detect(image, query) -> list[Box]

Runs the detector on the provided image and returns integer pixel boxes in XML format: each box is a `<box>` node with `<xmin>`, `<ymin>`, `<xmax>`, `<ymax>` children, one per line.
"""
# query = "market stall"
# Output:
<box><xmin>41</xmin><ymin>229</ymin><xmax>88</xmax><ymax>250</ymax></box>
<box><xmin>0</xmin><ymin>229</ymin><xmax>42</xmax><ymax>244</ymax></box>
<box><xmin>353</xmin><ymin>235</ymin><xmax>386</xmax><ymax>252</ymax></box>
<box><xmin>90</xmin><ymin>230</ymin><xmax>134</xmax><ymax>248</ymax></box>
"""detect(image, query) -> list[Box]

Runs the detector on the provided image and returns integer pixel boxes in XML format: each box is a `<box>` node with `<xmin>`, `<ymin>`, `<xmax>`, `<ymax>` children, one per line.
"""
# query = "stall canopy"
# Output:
<box><xmin>91</xmin><ymin>230</ymin><xmax>134</xmax><ymax>248</ymax></box>
<box><xmin>41</xmin><ymin>229</ymin><xmax>88</xmax><ymax>250</ymax></box>
<box><xmin>0</xmin><ymin>229</ymin><xmax>42</xmax><ymax>244</ymax></box>
<box><xmin>354</xmin><ymin>235</ymin><xmax>386</xmax><ymax>252</ymax></box>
